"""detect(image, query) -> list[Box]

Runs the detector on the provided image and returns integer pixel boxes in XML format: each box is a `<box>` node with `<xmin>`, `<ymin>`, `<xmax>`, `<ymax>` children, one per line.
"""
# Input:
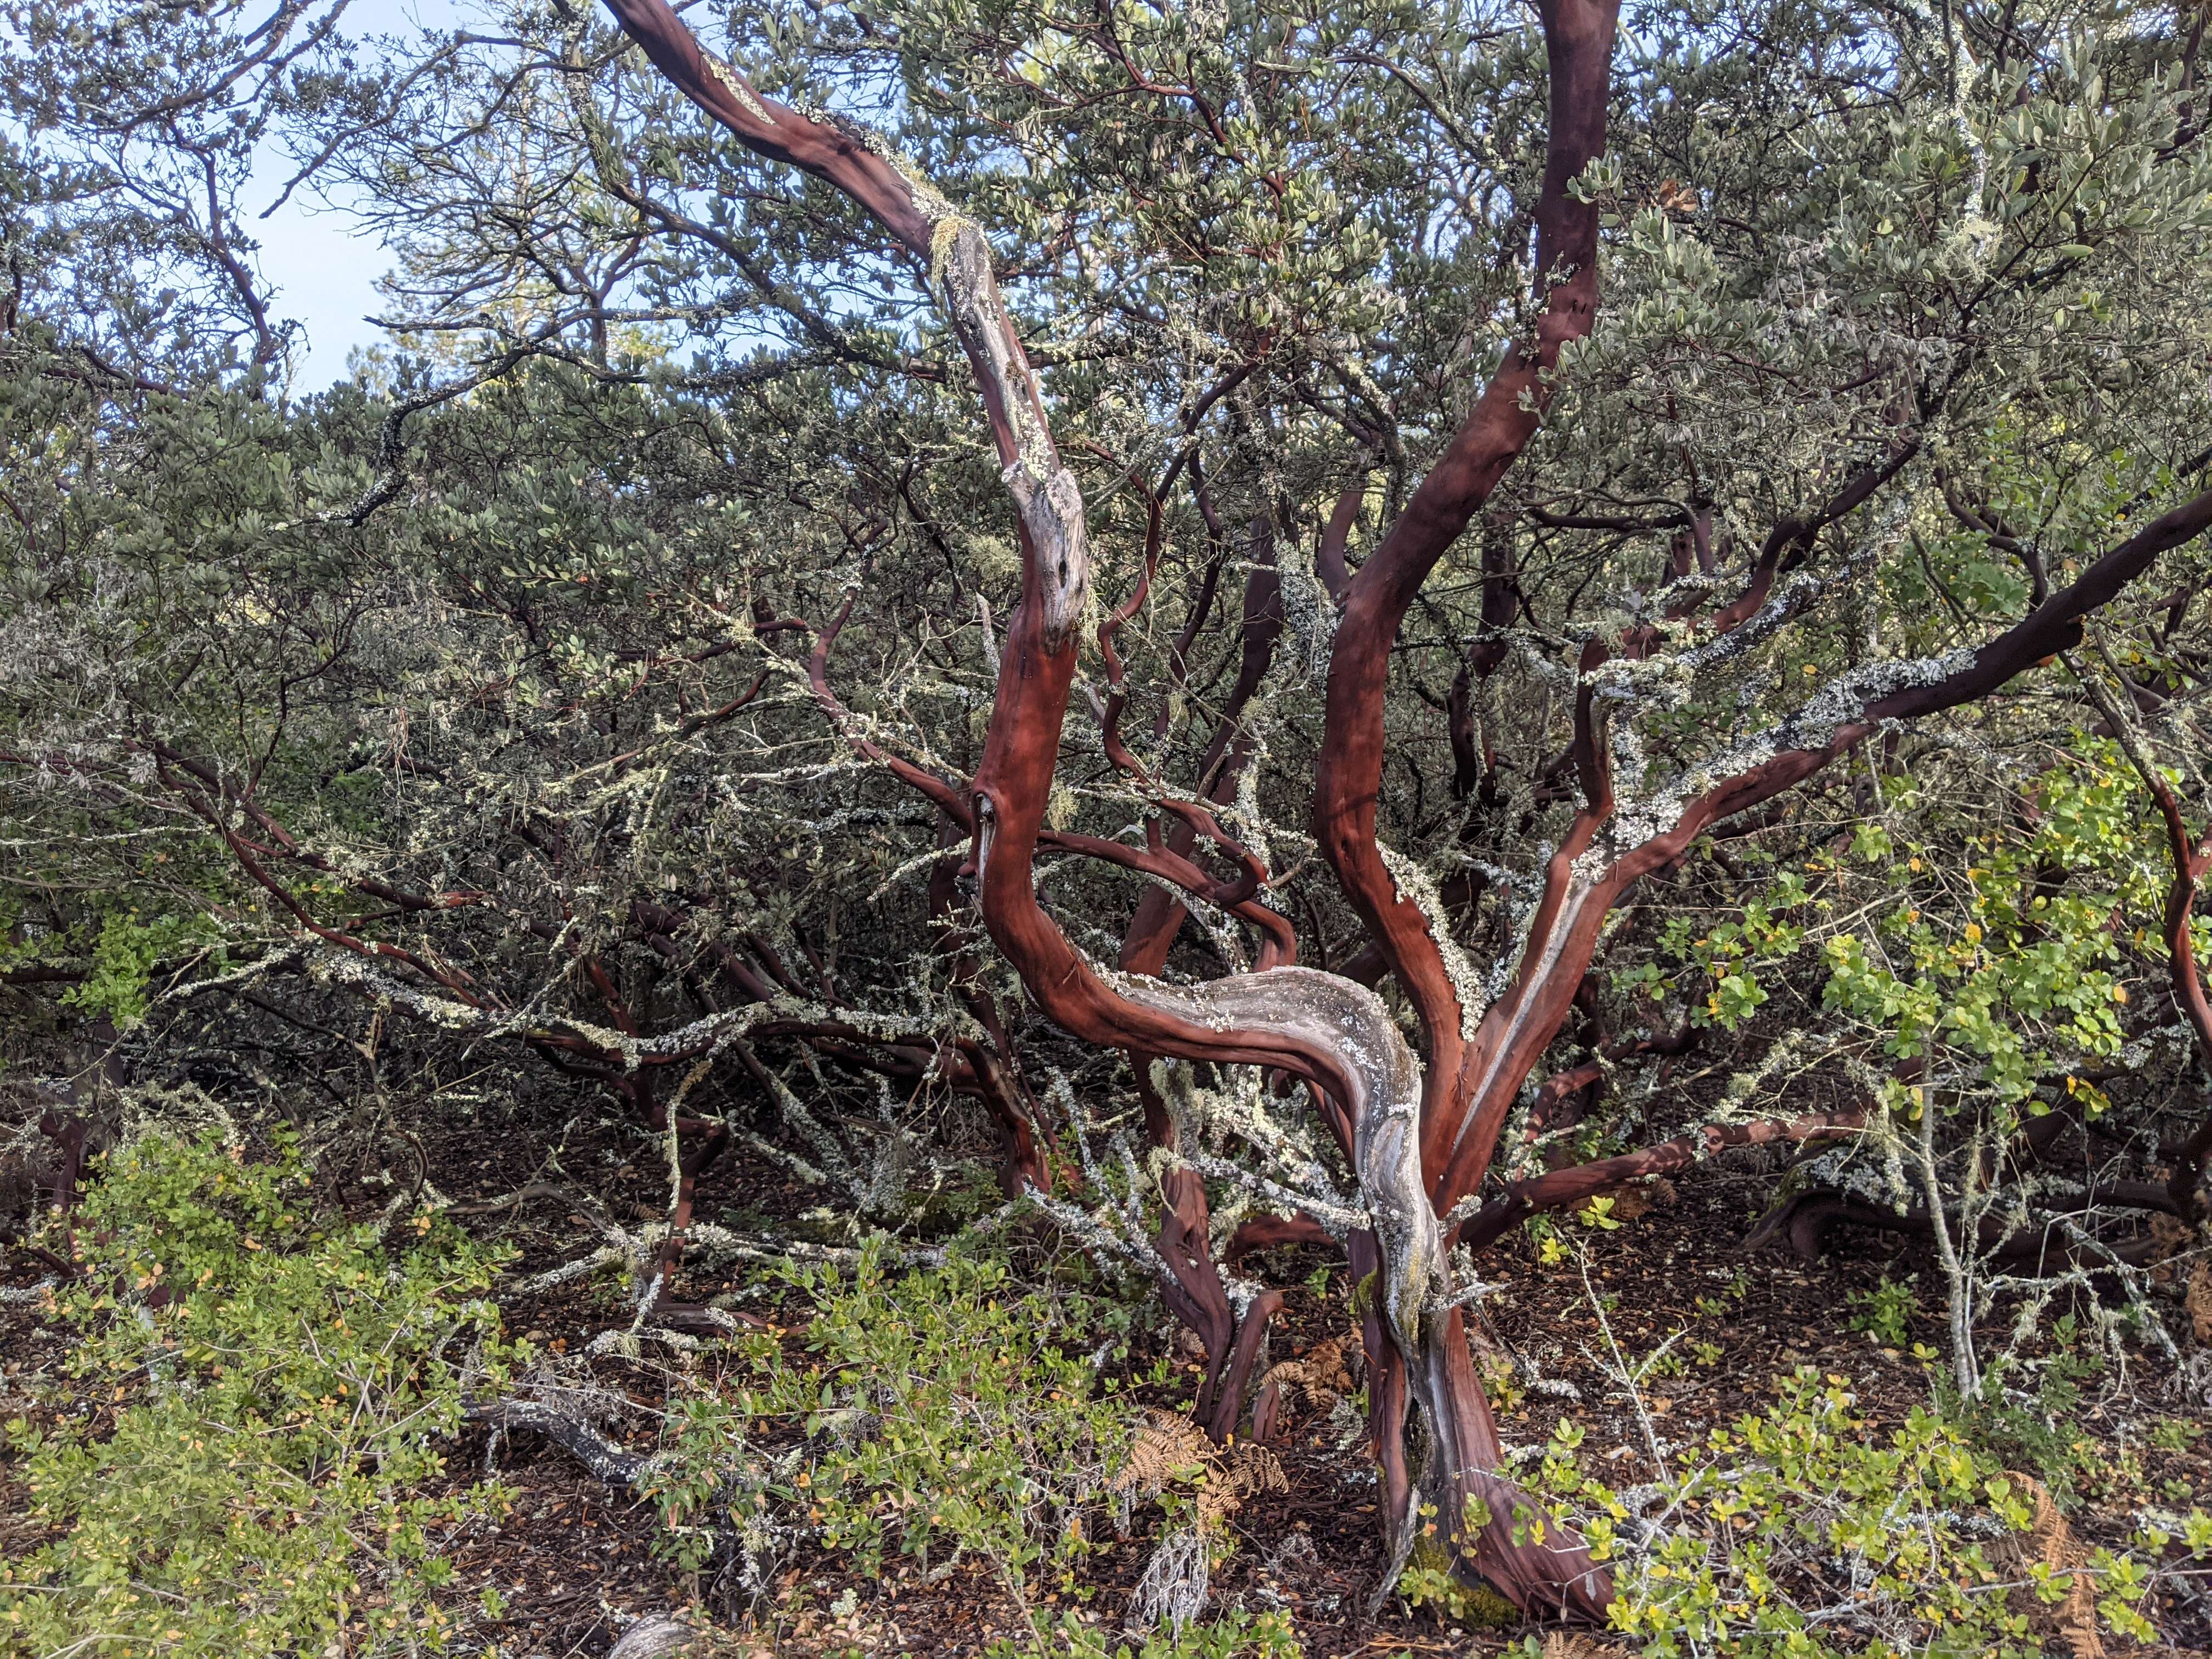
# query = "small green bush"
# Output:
<box><xmin>1940</xmin><ymin>1314</ymin><xmax>2108</xmax><ymax>1505</ymax></box>
<box><xmin>644</xmin><ymin>1244</ymin><xmax>1126</xmax><ymax>1617</ymax></box>
<box><xmin>58</xmin><ymin>910</ymin><xmax>224</xmax><ymax>1028</ymax></box>
<box><xmin>1</xmin><ymin>1131</ymin><xmax>514</xmax><ymax>1657</ymax></box>
<box><xmin>1845</xmin><ymin>1275</ymin><xmax>1918</xmax><ymax>1346</ymax></box>
<box><xmin>1584</xmin><ymin>1369</ymin><xmax>2168</xmax><ymax>1658</ymax></box>
<box><xmin>992</xmin><ymin>1607</ymin><xmax>1301</xmax><ymax>1658</ymax></box>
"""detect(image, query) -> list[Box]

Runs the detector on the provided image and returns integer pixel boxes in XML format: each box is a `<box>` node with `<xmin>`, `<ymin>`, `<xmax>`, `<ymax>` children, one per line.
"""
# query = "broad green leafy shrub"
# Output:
<box><xmin>1940</xmin><ymin>1314</ymin><xmax>2111</xmax><ymax>1506</ymax></box>
<box><xmin>992</xmin><ymin>1607</ymin><xmax>1301</xmax><ymax>1658</ymax></box>
<box><xmin>1621</xmin><ymin>747</ymin><xmax>2152</xmax><ymax>1098</ymax></box>
<box><xmin>1583</xmin><ymin>1370</ymin><xmax>2179</xmax><ymax>1657</ymax></box>
<box><xmin>57</xmin><ymin>910</ymin><xmax>225</xmax><ymax>1029</ymax></box>
<box><xmin>1</xmin><ymin>1132</ymin><xmax>514</xmax><ymax>1657</ymax></box>
<box><xmin>1846</xmin><ymin>1275</ymin><xmax>1918</xmax><ymax>1346</ymax></box>
<box><xmin>643</xmin><ymin>1245</ymin><xmax>1127</xmax><ymax>1617</ymax></box>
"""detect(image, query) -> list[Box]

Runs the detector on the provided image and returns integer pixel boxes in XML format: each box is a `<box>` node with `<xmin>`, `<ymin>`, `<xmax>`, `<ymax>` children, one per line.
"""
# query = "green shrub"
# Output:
<box><xmin>991</xmin><ymin>1607</ymin><xmax>1301</xmax><ymax>1658</ymax></box>
<box><xmin>642</xmin><ymin>1244</ymin><xmax>1127</xmax><ymax>1620</ymax></box>
<box><xmin>1586</xmin><ymin>1369</ymin><xmax>2164</xmax><ymax>1658</ymax></box>
<box><xmin>1940</xmin><ymin>1314</ymin><xmax>2108</xmax><ymax>1505</ymax></box>
<box><xmin>1</xmin><ymin>1131</ymin><xmax>514</xmax><ymax>1657</ymax></box>
<box><xmin>1845</xmin><ymin>1275</ymin><xmax>1918</xmax><ymax>1346</ymax></box>
<box><xmin>58</xmin><ymin>910</ymin><xmax>223</xmax><ymax>1028</ymax></box>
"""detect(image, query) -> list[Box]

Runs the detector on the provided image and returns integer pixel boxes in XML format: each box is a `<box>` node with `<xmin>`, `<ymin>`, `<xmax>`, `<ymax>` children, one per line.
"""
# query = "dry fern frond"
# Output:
<box><xmin>1578</xmin><ymin>1176</ymin><xmax>1676</xmax><ymax>1224</ymax></box>
<box><xmin>2063</xmin><ymin>1572</ymin><xmax>2106</xmax><ymax>1659</ymax></box>
<box><xmin>1258</xmin><ymin>1338</ymin><xmax>1355</xmax><ymax>1419</ymax></box>
<box><xmin>1109</xmin><ymin>1412</ymin><xmax>1285</xmax><ymax>1525</ymax></box>
<box><xmin>1991</xmin><ymin>1472</ymin><xmax>2079</xmax><ymax>1572</ymax></box>
<box><xmin>2030</xmin><ymin>1479</ymin><xmax>2074</xmax><ymax>1570</ymax></box>
<box><xmin>1995</xmin><ymin>1474</ymin><xmax>2106</xmax><ymax>1659</ymax></box>
<box><xmin>2148</xmin><ymin>1213</ymin><xmax>2191</xmax><ymax>1281</ymax></box>
<box><xmin>1111</xmin><ymin>1411</ymin><xmax>1211</xmax><ymax>1502</ymax></box>
<box><xmin>2188</xmin><ymin>1259</ymin><xmax>2212</xmax><ymax>1344</ymax></box>
<box><xmin>1205</xmin><ymin>1442</ymin><xmax>1287</xmax><ymax>1523</ymax></box>
<box><xmin>1606</xmin><ymin>1184</ymin><xmax>1656</xmax><ymax>1223</ymax></box>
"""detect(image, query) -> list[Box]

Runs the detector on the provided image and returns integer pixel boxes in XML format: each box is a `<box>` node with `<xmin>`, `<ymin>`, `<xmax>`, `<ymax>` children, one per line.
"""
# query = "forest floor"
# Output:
<box><xmin>4</xmin><ymin>1104</ymin><xmax>2211</xmax><ymax>1659</ymax></box>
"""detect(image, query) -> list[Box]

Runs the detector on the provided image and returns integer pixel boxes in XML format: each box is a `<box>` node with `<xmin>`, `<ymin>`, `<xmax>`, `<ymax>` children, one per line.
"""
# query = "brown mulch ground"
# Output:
<box><xmin>5</xmin><ymin>1118</ymin><xmax>2211</xmax><ymax>1658</ymax></box>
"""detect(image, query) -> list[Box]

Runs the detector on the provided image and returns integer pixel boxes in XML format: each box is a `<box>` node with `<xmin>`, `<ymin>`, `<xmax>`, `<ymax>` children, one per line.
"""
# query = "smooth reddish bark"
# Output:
<box><xmin>1312</xmin><ymin>0</ymin><xmax>1620</xmax><ymax>1144</ymax></box>
<box><xmin>597</xmin><ymin>0</ymin><xmax>2212</xmax><ymax>1620</ymax></box>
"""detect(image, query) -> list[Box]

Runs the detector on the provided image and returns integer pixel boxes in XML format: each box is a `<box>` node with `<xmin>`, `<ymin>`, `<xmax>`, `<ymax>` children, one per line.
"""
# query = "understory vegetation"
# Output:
<box><xmin>8</xmin><ymin>0</ymin><xmax>2212</xmax><ymax>1647</ymax></box>
<box><xmin>3</xmin><ymin>1134</ymin><xmax>515</xmax><ymax>1656</ymax></box>
<box><xmin>4</xmin><ymin>1134</ymin><xmax>2210</xmax><ymax>1656</ymax></box>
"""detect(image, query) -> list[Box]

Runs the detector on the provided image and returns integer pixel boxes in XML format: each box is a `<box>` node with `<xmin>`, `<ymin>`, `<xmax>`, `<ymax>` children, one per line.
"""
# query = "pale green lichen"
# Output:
<box><xmin>1376</xmin><ymin>840</ymin><xmax>1485</xmax><ymax>1042</ymax></box>
<box><xmin>698</xmin><ymin>52</ymin><xmax>778</xmax><ymax>128</ymax></box>
<box><xmin>1276</xmin><ymin>544</ymin><xmax>1337</xmax><ymax>682</ymax></box>
<box><xmin>927</xmin><ymin>212</ymin><xmax>974</xmax><ymax>298</ymax></box>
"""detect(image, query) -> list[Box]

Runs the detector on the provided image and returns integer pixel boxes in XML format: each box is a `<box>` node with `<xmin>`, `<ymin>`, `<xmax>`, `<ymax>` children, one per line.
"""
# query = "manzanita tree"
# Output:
<box><xmin>573</xmin><ymin>0</ymin><xmax>2212</xmax><ymax>1612</ymax></box>
<box><xmin>6</xmin><ymin>0</ymin><xmax>2212</xmax><ymax>1623</ymax></box>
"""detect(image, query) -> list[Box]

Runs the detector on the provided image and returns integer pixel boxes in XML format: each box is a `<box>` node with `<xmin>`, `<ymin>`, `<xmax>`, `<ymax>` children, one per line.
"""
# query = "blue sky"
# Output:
<box><xmin>255</xmin><ymin>0</ymin><xmax>460</xmax><ymax>390</ymax></box>
<box><xmin>258</xmin><ymin>178</ymin><xmax>388</xmax><ymax>390</ymax></box>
